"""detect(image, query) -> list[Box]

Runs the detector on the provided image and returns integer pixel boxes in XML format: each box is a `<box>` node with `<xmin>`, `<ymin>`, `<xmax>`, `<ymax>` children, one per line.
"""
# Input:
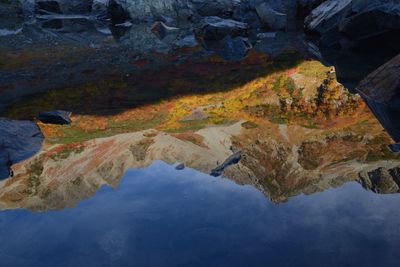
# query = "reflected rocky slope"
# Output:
<box><xmin>1</xmin><ymin>0</ymin><xmax>400</xmax><ymax>211</ymax></box>
<box><xmin>1</xmin><ymin>59</ymin><xmax>400</xmax><ymax>211</ymax></box>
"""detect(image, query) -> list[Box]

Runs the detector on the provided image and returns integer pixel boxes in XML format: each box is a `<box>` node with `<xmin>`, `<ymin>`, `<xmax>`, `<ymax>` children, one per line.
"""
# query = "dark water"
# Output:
<box><xmin>0</xmin><ymin>161</ymin><xmax>399</xmax><ymax>267</ymax></box>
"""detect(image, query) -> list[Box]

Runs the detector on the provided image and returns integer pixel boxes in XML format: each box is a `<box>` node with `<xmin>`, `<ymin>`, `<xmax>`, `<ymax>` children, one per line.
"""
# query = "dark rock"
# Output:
<box><xmin>151</xmin><ymin>21</ymin><xmax>179</xmax><ymax>40</ymax></box>
<box><xmin>0</xmin><ymin>119</ymin><xmax>44</xmax><ymax>180</ymax></box>
<box><xmin>189</xmin><ymin>0</ymin><xmax>241</xmax><ymax>17</ymax></box>
<box><xmin>255</xmin><ymin>2</ymin><xmax>287</xmax><ymax>30</ymax></box>
<box><xmin>175</xmin><ymin>163</ymin><xmax>185</xmax><ymax>170</ymax></box>
<box><xmin>210</xmin><ymin>151</ymin><xmax>241</xmax><ymax>177</ymax></box>
<box><xmin>36</xmin><ymin>1</ymin><xmax>62</xmax><ymax>15</ymax></box>
<box><xmin>195</xmin><ymin>16</ymin><xmax>249</xmax><ymax>41</ymax></box>
<box><xmin>174</xmin><ymin>34</ymin><xmax>198</xmax><ymax>48</ymax></box>
<box><xmin>389</xmin><ymin>144</ymin><xmax>400</xmax><ymax>153</ymax></box>
<box><xmin>356</xmin><ymin>54</ymin><xmax>400</xmax><ymax>142</ymax></box>
<box><xmin>359</xmin><ymin>167</ymin><xmax>400</xmax><ymax>194</ymax></box>
<box><xmin>214</xmin><ymin>35</ymin><xmax>252</xmax><ymax>61</ymax></box>
<box><xmin>304</xmin><ymin>0</ymin><xmax>351</xmax><ymax>35</ymax></box>
<box><xmin>305</xmin><ymin>0</ymin><xmax>400</xmax><ymax>90</ymax></box>
<box><xmin>37</xmin><ymin>110</ymin><xmax>72</xmax><ymax>125</ymax></box>
<box><xmin>108</xmin><ymin>0</ymin><xmax>131</xmax><ymax>25</ymax></box>
<box><xmin>296</xmin><ymin>0</ymin><xmax>325</xmax><ymax>19</ymax></box>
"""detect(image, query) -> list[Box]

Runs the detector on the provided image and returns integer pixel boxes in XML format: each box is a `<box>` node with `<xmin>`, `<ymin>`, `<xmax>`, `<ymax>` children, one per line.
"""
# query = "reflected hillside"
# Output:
<box><xmin>1</xmin><ymin>59</ymin><xmax>399</xmax><ymax>211</ymax></box>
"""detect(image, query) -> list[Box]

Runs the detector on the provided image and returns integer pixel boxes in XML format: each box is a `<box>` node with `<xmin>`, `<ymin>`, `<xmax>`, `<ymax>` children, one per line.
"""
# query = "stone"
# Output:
<box><xmin>151</xmin><ymin>21</ymin><xmax>179</xmax><ymax>40</ymax></box>
<box><xmin>214</xmin><ymin>35</ymin><xmax>252</xmax><ymax>61</ymax></box>
<box><xmin>37</xmin><ymin>110</ymin><xmax>72</xmax><ymax>125</ymax></box>
<box><xmin>175</xmin><ymin>163</ymin><xmax>185</xmax><ymax>170</ymax></box>
<box><xmin>108</xmin><ymin>0</ymin><xmax>131</xmax><ymax>25</ymax></box>
<box><xmin>195</xmin><ymin>16</ymin><xmax>248</xmax><ymax>41</ymax></box>
<box><xmin>304</xmin><ymin>0</ymin><xmax>351</xmax><ymax>34</ymax></box>
<box><xmin>210</xmin><ymin>151</ymin><xmax>241</xmax><ymax>177</ymax></box>
<box><xmin>255</xmin><ymin>2</ymin><xmax>287</xmax><ymax>30</ymax></box>
<box><xmin>0</xmin><ymin>119</ymin><xmax>44</xmax><ymax>180</ymax></box>
<box><xmin>188</xmin><ymin>0</ymin><xmax>241</xmax><ymax>17</ymax></box>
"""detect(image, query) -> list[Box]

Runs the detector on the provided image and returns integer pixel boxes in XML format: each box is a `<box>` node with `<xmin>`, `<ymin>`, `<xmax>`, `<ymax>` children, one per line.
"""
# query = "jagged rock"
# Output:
<box><xmin>37</xmin><ymin>110</ymin><xmax>72</xmax><ymax>125</ymax></box>
<box><xmin>151</xmin><ymin>21</ymin><xmax>179</xmax><ymax>39</ymax></box>
<box><xmin>359</xmin><ymin>167</ymin><xmax>400</xmax><ymax>194</ymax></box>
<box><xmin>210</xmin><ymin>151</ymin><xmax>241</xmax><ymax>177</ymax></box>
<box><xmin>0</xmin><ymin>119</ymin><xmax>43</xmax><ymax>180</ymax></box>
<box><xmin>195</xmin><ymin>16</ymin><xmax>248</xmax><ymax>41</ymax></box>
<box><xmin>255</xmin><ymin>2</ymin><xmax>287</xmax><ymax>30</ymax></box>
<box><xmin>305</xmin><ymin>0</ymin><xmax>351</xmax><ymax>34</ymax></box>
<box><xmin>296</xmin><ymin>0</ymin><xmax>325</xmax><ymax>19</ymax></box>
<box><xmin>356</xmin><ymin>54</ymin><xmax>400</xmax><ymax>142</ymax></box>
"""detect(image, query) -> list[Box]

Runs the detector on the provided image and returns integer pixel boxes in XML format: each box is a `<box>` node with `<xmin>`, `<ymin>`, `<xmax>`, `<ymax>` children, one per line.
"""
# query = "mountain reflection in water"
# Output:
<box><xmin>0</xmin><ymin>161</ymin><xmax>399</xmax><ymax>267</ymax></box>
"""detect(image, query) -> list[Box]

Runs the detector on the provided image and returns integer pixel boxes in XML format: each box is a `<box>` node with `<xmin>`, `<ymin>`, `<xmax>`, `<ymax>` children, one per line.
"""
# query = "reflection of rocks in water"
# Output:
<box><xmin>357</xmin><ymin>54</ymin><xmax>400</xmax><ymax>142</ymax></box>
<box><xmin>305</xmin><ymin>0</ymin><xmax>400</xmax><ymax>90</ymax></box>
<box><xmin>0</xmin><ymin>119</ymin><xmax>43</xmax><ymax>180</ymax></box>
<box><xmin>359</xmin><ymin>167</ymin><xmax>400</xmax><ymax>194</ymax></box>
<box><xmin>1</xmin><ymin>114</ymin><xmax>400</xmax><ymax>210</ymax></box>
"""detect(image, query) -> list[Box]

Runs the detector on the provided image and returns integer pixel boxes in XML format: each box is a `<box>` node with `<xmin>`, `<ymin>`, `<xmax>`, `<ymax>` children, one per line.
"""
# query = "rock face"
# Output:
<box><xmin>305</xmin><ymin>0</ymin><xmax>400</xmax><ymax>89</ymax></box>
<box><xmin>356</xmin><ymin>54</ymin><xmax>400</xmax><ymax>142</ymax></box>
<box><xmin>359</xmin><ymin>167</ymin><xmax>400</xmax><ymax>194</ymax></box>
<box><xmin>0</xmin><ymin>119</ymin><xmax>43</xmax><ymax>180</ymax></box>
<box><xmin>255</xmin><ymin>2</ymin><xmax>287</xmax><ymax>30</ymax></box>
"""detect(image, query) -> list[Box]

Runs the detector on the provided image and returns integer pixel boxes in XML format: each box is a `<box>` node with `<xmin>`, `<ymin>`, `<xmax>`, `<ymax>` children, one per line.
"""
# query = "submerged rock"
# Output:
<box><xmin>37</xmin><ymin>110</ymin><xmax>72</xmax><ymax>125</ymax></box>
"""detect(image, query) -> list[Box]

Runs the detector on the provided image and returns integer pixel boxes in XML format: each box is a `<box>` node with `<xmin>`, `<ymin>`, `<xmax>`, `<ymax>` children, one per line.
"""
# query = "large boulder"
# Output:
<box><xmin>304</xmin><ymin>0</ymin><xmax>351</xmax><ymax>34</ymax></box>
<box><xmin>255</xmin><ymin>1</ymin><xmax>287</xmax><ymax>30</ymax></box>
<box><xmin>0</xmin><ymin>119</ymin><xmax>43</xmax><ymax>180</ymax></box>
<box><xmin>214</xmin><ymin>35</ymin><xmax>252</xmax><ymax>61</ymax></box>
<box><xmin>356</xmin><ymin>54</ymin><xmax>400</xmax><ymax>142</ymax></box>
<box><xmin>305</xmin><ymin>0</ymin><xmax>400</xmax><ymax>89</ymax></box>
<box><xmin>195</xmin><ymin>16</ymin><xmax>248</xmax><ymax>41</ymax></box>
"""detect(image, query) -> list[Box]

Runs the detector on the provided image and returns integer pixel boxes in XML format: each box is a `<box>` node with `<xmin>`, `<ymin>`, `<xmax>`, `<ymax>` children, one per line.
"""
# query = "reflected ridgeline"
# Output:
<box><xmin>1</xmin><ymin>0</ymin><xmax>400</xmax><ymax>209</ymax></box>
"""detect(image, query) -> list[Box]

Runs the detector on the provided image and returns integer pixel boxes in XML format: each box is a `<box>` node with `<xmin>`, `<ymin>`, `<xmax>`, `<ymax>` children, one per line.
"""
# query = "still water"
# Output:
<box><xmin>0</xmin><ymin>161</ymin><xmax>399</xmax><ymax>267</ymax></box>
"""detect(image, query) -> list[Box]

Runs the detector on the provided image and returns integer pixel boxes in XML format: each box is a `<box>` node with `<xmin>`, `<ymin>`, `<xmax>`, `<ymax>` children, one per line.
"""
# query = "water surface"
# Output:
<box><xmin>0</xmin><ymin>161</ymin><xmax>399</xmax><ymax>267</ymax></box>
